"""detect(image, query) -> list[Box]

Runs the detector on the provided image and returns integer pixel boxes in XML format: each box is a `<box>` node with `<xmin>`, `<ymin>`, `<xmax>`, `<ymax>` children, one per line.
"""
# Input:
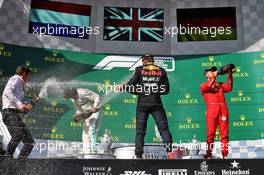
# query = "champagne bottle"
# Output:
<box><xmin>217</xmin><ymin>64</ymin><xmax>236</xmax><ymax>75</ymax></box>
<box><xmin>25</xmin><ymin>96</ymin><xmax>40</xmax><ymax>113</ymax></box>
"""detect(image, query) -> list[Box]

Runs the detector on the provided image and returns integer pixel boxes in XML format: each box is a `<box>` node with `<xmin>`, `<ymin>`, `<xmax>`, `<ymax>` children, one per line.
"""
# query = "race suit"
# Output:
<box><xmin>71</xmin><ymin>89</ymin><xmax>100</xmax><ymax>154</ymax></box>
<box><xmin>126</xmin><ymin>64</ymin><xmax>173</xmax><ymax>157</ymax></box>
<box><xmin>200</xmin><ymin>74</ymin><xmax>233</xmax><ymax>157</ymax></box>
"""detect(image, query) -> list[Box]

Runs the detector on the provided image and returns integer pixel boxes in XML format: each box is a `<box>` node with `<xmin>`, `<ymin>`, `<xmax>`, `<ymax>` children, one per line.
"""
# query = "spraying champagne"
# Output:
<box><xmin>217</xmin><ymin>64</ymin><xmax>236</xmax><ymax>75</ymax></box>
<box><xmin>24</xmin><ymin>96</ymin><xmax>41</xmax><ymax>113</ymax></box>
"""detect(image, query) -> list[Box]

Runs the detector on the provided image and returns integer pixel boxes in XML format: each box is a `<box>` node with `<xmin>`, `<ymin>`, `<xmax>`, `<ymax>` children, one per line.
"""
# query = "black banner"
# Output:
<box><xmin>0</xmin><ymin>159</ymin><xmax>263</xmax><ymax>175</ymax></box>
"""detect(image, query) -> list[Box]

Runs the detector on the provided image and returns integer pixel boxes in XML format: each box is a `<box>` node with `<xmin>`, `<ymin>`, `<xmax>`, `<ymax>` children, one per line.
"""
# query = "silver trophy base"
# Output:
<box><xmin>113</xmin><ymin>144</ymin><xmax>188</xmax><ymax>159</ymax></box>
<box><xmin>183</xmin><ymin>154</ymin><xmax>204</xmax><ymax>159</ymax></box>
<box><xmin>81</xmin><ymin>153</ymin><xmax>116</xmax><ymax>159</ymax></box>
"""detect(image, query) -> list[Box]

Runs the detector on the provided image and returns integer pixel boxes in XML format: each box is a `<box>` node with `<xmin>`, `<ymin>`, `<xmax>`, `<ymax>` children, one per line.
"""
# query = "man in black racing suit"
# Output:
<box><xmin>119</xmin><ymin>53</ymin><xmax>174</xmax><ymax>159</ymax></box>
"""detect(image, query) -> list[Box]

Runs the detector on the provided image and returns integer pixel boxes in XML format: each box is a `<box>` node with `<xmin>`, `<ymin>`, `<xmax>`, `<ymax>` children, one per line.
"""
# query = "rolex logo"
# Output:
<box><xmin>132</xmin><ymin>95</ymin><xmax>137</xmax><ymax>99</ymax></box>
<box><xmin>240</xmin><ymin>115</ymin><xmax>246</xmax><ymax>121</ymax></box>
<box><xmin>51</xmin><ymin>127</ymin><xmax>57</xmax><ymax>133</ymax></box>
<box><xmin>0</xmin><ymin>44</ymin><xmax>4</xmax><ymax>50</ymax></box>
<box><xmin>52</xmin><ymin>51</ymin><xmax>58</xmax><ymax>57</ymax></box>
<box><xmin>104</xmin><ymin>79</ymin><xmax>111</xmax><ymax>86</ymax></box>
<box><xmin>261</xmin><ymin>53</ymin><xmax>264</xmax><ymax>59</ymax></box>
<box><xmin>237</xmin><ymin>90</ymin><xmax>244</xmax><ymax>97</ymax></box>
<box><xmin>236</xmin><ymin>66</ymin><xmax>241</xmax><ymax>73</ymax></box>
<box><xmin>185</xmin><ymin>93</ymin><xmax>191</xmax><ymax>99</ymax></box>
<box><xmin>104</xmin><ymin>104</ymin><xmax>111</xmax><ymax>110</ymax></box>
<box><xmin>133</xmin><ymin>117</ymin><xmax>136</xmax><ymax>124</ymax></box>
<box><xmin>50</xmin><ymin>99</ymin><xmax>58</xmax><ymax>107</ymax></box>
<box><xmin>186</xmin><ymin>117</ymin><xmax>192</xmax><ymax>124</ymax></box>
<box><xmin>25</xmin><ymin>60</ymin><xmax>32</xmax><ymax>67</ymax></box>
<box><xmin>208</xmin><ymin>56</ymin><xmax>215</xmax><ymax>62</ymax></box>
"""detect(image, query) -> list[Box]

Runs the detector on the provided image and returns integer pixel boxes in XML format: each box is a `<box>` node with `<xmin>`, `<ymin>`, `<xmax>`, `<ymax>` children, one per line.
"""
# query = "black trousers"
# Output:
<box><xmin>1</xmin><ymin>109</ymin><xmax>35</xmax><ymax>158</ymax></box>
<box><xmin>135</xmin><ymin>106</ymin><xmax>173</xmax><ymax>156</ymax></box>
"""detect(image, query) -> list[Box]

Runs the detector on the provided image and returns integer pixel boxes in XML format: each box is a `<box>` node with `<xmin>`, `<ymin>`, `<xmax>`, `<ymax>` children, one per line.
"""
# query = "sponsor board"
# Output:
<box><xmin>158</xmin><ymin>169</ymin><xmax>188</xmax><ymax>175</ymax></box>
<box><xmin>221</xmin><ymin>160</ymin><xmax>250</xmax><ymax>175</ymax></box>
<box><xmin>93</xmin><ymin>56</ymin><xmax>175</xmax><ymax>72</ymax></box>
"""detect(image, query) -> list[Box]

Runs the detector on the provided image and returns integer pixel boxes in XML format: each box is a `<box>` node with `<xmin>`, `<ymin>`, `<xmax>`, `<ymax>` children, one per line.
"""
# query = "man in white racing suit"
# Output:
<box><xmin>63</xmin><ymin>87</ymin><xmax>100</xmax><ymax>154</ymax></box>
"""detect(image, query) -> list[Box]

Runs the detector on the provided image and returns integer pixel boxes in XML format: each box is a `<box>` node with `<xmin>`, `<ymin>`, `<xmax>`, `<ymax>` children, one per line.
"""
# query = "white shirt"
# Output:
<box><xmin>2</xmin><ymin>75</ymin><xmax>25</xmax><ymax>110</ymax></box>
<box><xmin>72</xmin><ymin>88</ymin><xmax>100</xmax><ymax>114</ymax></box>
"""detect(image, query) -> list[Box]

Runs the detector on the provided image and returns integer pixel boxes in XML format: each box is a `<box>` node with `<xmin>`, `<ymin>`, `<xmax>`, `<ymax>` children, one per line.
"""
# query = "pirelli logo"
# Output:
<box><xmin>158</xmin><ymin>169</ymin><xmax>187</xmax><ymax>175</ymax></box>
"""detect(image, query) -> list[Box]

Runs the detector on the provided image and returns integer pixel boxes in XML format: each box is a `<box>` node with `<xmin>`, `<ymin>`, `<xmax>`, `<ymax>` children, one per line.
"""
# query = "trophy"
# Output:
<box><xmin>99</xmin><ymin>129</ymin><xmax>113</xmax><ymax>154</ymax></box>
<box><xmin>217</xmin><ymin>64</ymin><xmax>236</xmax><ymax>75</ymax></box>
<box><xmin>189</xmin><ymin>135</ymin><xmax>201</xmax><ymax>156</ymax></box>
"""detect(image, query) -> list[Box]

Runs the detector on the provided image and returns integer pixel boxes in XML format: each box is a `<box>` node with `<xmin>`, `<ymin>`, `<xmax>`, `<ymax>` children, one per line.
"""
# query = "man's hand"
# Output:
<box><xmin>213</xmin><ymin>71</ymin><xmax>218</xmax><ymax>78</ymax></box>
<box><xmin>91</xmin><ymin>106</ymin><xmax>100</xmax><ymax>113</ymax></box>
<box><xmin>18</xmin><ymin>104</ymin><xmax>27</xmax><ymax>112</ymax></box>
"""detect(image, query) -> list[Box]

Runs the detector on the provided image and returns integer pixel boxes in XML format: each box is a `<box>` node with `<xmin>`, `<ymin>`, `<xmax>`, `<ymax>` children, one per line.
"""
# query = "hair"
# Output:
<box><xmin>63</xmin><ymin>87</ymin><xmax>78</xmax><ymax>99</ymax></box>
<box><xmin>16</xmin><ymin>65</ymin><xmax>30</xmax><ymax>76</ymax></box>
<box><xmin>141</xmin><ymin>53</ymin><xmax>154</xmax><ymax>62</ymax></box>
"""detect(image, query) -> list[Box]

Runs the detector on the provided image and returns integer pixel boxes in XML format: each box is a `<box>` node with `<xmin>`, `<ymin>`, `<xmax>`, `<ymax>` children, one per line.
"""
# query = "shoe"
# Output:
<box><xmin>204</xmin><ymin>154</ymin><xmax>212</xmax><ymax>159</ymax></box>
<box><xmin>0</xmin><ymin>146</ymin><xmax>6</xmax><ymax>158</ymax></box>
<box><xmin>167</xmin><ymin>152</ymin><xmax>175</xmax><ymax>160</ymax></box>
<box><xmin>133</xmin><ymin>155</ymin><xmax>143</xmax><ymax>159</ymax></box>
<box><xmin>222</xmin><ymin>155</ymin><xmax>228</xmax><ymax>159</ymax></box>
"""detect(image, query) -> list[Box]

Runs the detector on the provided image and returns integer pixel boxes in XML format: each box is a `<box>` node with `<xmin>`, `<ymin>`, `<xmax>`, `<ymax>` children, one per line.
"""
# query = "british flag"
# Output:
<box><xmin>104</xmin><ymin>7</ymin><xmax>164</xmax><ymax>42</ymax></box>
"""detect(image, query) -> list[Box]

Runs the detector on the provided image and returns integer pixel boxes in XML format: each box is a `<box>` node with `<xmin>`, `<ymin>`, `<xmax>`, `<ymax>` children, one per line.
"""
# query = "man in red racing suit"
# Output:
<box><xmin>200</xmin><ymin>66</ymin><xmax>233</xmax><ymax>159</ymax></box>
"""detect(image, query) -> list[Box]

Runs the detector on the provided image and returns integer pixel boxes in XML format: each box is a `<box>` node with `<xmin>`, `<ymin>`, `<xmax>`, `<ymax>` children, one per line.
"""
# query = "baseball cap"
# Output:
<box><xmin>204</xmin><ymin>66</ymin><xmax>217</xmax><ymax>75</ymax></box>
<box><xmin>141</xmin><ymin>53</ymin><xmax>154</xmax><ymax>60</ymax></box>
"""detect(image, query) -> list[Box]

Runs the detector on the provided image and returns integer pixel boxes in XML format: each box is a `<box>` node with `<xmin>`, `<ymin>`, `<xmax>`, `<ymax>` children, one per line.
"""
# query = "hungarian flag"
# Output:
<box><xmin>177</xmin><ymin>7</ymin><xmax>237</xmax><ymax>42</ymax></box>
<box><xmin>28</xmin><ymin>0</ymin><xmax>91</xmax><ymax>39</ymax></box>
<box><xmin>104</xmin><ymin>7</ymin><xmax>164</xmax><ymax>42</ymax></box>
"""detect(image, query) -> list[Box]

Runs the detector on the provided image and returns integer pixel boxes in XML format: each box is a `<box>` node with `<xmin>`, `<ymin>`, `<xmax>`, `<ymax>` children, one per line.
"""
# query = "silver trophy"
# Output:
<box><xmin>189</xmin><ymin>135</ymin><xmax>201</xmax><ymax>156</ymax></box>
<box><xmin>98</xmin><ymin>129</ymin><xmax>113</xmax><ymax>154</ymax></box>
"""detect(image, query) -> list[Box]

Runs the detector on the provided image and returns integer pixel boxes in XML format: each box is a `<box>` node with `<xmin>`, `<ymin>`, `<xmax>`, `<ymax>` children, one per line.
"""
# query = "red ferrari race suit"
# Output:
<box><xmin>200</xmin><ymin>74</ymin><xmax>233</xmax><ymax>157</ymax></box>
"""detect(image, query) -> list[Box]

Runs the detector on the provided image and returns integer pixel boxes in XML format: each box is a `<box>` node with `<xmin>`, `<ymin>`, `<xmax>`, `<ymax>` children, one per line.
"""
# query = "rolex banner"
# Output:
<box><xmin>0</xmin><ymin>43</ymin><xmax>263</xmax><ymax>143</ymax></box>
